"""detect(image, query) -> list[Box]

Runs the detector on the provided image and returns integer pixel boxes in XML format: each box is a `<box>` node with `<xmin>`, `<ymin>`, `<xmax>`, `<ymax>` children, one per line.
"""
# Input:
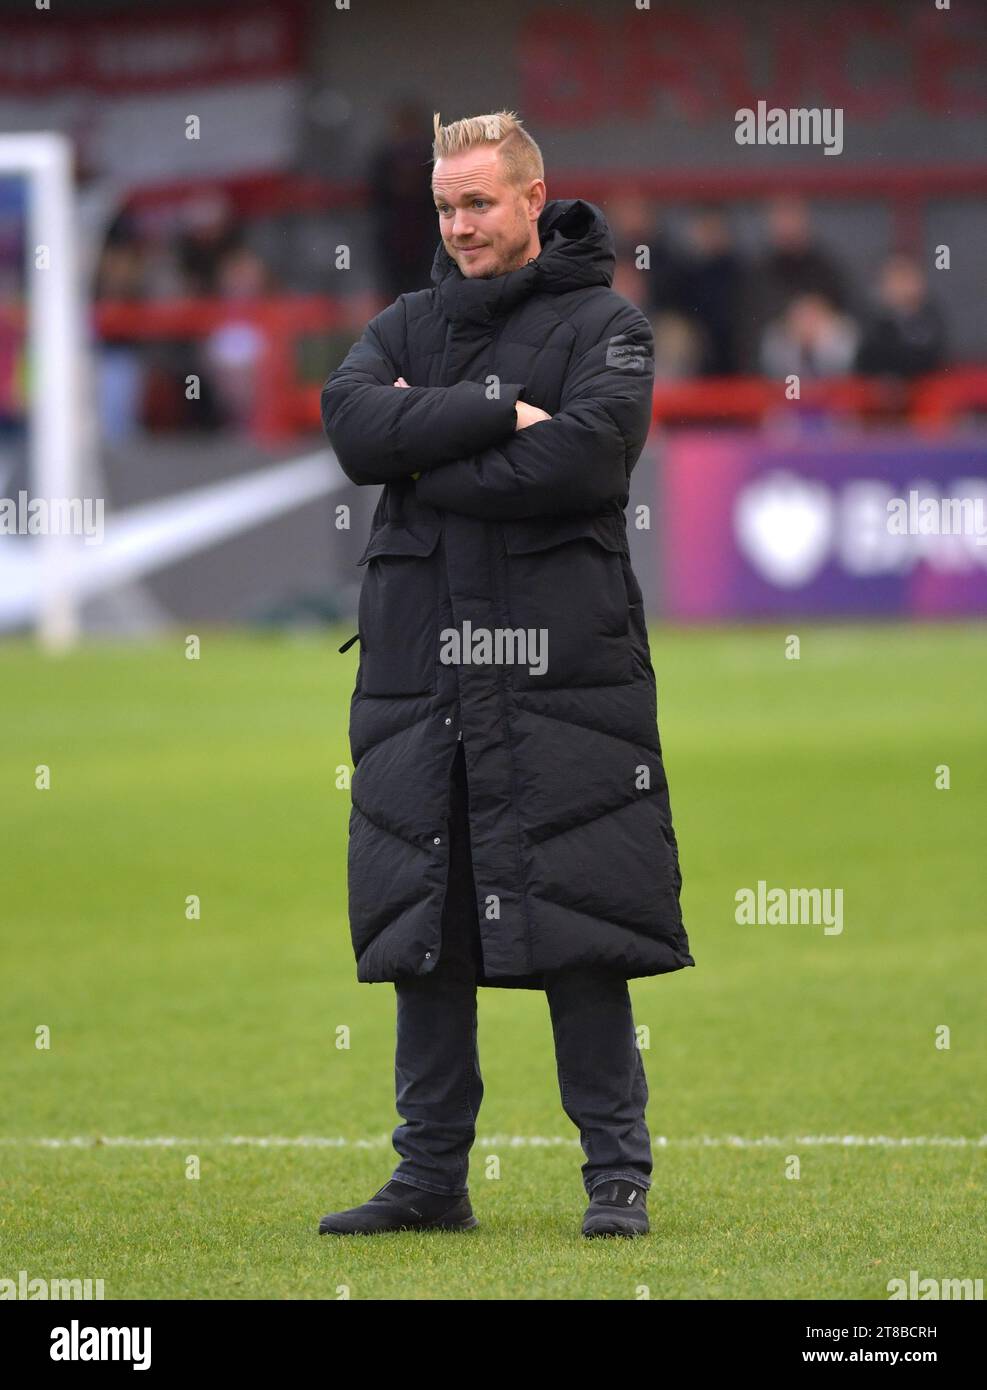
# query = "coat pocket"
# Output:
<box><xmin>501</xmin><ymin>513</ymin><xmax>634</xmax><ymax>690</ymax></box>
<box><xmin>356</xmin><ymin>521</ymin><xmax>441</xmax><ymax>696</ymax></box>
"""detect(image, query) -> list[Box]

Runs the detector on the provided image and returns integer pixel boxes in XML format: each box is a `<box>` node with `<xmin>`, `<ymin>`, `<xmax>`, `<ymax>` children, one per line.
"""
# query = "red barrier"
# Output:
<box><xmin>85</xmin><ymin>297</ymin><xmax>987</xmax><ymax>441</ymax></box>
<box><xmin>94</xmin><ymin>294</ymin><xmax>380</xmax><ymax>442</ymax></box>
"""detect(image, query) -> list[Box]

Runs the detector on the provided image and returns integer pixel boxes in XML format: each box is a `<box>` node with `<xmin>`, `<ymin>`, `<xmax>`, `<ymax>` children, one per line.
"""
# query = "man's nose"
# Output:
<box><xmin>451</xmin><ymin>209</ymin><xmax>475</xmax><ymax>238</ymax></box>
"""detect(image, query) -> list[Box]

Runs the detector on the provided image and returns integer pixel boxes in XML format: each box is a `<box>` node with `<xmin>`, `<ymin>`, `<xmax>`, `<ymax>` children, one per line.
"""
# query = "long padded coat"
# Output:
<box><xmin>322</xmin><ymin>197</ymin><xmax>695</xmax><ymax>989</ymax></box>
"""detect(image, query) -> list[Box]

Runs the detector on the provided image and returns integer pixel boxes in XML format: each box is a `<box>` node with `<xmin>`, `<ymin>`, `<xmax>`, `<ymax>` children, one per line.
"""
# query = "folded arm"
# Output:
<box><xmin>321</xmin><ymin>303</ymin><xmax>522</xmax><ymax>486</ymax></box>
<box><xmin>414</xmin><ymin>308</ymin><xmax>656</xmax><ymax>520</ymax></box>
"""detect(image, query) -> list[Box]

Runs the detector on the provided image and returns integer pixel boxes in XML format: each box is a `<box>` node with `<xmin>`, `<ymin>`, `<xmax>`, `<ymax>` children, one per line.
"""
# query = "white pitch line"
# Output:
<box><xmin>0</xmin><ymin>1134</ymin><xmax>984</xmax><ymax>1149</ymax></box>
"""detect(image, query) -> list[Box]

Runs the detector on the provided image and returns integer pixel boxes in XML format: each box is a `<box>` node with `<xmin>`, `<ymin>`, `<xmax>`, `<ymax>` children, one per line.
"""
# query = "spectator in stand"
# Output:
<box><xmin>743</xmin><ymin>196</ymin><xmax>850</xmax><ymax>370</ymax></box>
<box><xmin>856</xmin><ymin>252</ymin><xmax>946</xmax><ymax>379</ymax></box>
<box><xmin>609</xmin><ymin>192</ymin><xmax>653</xmax><ymax>313</ymax></box>
<box><xmin>93</xmin><ymin>209</ymin><xmax>148</xmax><ymax>442</ymax></box>
<box><xmin>760</xmin><ymin>292</ymin><xmax>860</xmax><ymax>380</ymax></box>
<box><xmin>651</xmin><ymin>313</ymin><xmax>706</xmax><ymax>380</ymax></box>
<box><xmin>176</xmin><ymin>190</ymin><xmax>245</xmax><ymax>296</ymax></box>
<box><xmin>609</xmin><ymin>191</ymin><xmax>701</xmax><ymax>377</ymax></box>
<box><xmin>201</xmin><ymin>247</ymin><xmax>273</xmax><ymax>432</ymax></box>
<box><xmin>368</xmin><ymin>98</ymin><xmax>440</xmax><ymax>300</ymax></box>
<box><xmin>676</xmin><ymin>206</ymin><xmax>743</xmax><ymax>376</ymax></box>
<box><xmin>608</xmin><ymin>190</ymin><xmax>682</xmax><ymax>313</ymax></box>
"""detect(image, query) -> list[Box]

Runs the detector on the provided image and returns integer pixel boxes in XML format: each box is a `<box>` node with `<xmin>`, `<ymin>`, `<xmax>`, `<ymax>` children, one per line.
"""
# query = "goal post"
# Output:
<box><xmin>0</xmin><ymin>131</ymin><xmax>84</xmax><ymax>651</ymax></box>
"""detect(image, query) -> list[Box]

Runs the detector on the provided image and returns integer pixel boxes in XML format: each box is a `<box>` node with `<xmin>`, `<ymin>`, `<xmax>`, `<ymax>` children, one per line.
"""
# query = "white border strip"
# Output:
<box><xmin>0</xmin><ymin>1134</ymin><xmax>983</xmax><ymax>1150</ymax></box>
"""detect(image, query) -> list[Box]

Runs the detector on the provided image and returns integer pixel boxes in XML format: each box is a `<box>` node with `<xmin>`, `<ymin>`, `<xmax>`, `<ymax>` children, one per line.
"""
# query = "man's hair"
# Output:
<box><xmin>431</xmin><ymin>110</ymin><xmax>544</xmax><ymax>191</ymax></box>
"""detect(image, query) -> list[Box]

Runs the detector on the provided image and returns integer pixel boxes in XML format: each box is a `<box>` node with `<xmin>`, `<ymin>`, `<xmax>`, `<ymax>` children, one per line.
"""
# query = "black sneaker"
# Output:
<box><xmin>318</xmin><ymin>1179</ymin><xmax>478</xmax><ymax>1235</ymax></box>
<box><xmin>582</xmin><ymin>1179</ymin><xmax>649</xmax><ymax>1238</ymax></box>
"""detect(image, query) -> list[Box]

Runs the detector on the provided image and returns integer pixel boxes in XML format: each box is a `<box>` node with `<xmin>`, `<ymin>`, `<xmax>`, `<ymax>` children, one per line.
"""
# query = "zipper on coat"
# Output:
<box><xmin>438</xmin><ymin>321</ymin><xmax>455</xmax><ymax>385</ymax></box>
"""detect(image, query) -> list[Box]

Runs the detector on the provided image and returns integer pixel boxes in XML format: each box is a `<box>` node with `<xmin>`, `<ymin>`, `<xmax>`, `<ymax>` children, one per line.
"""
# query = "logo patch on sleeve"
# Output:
<box><xmin>605</xmin><ymin>335</ymin><xmax>652</xmax><ymax>372</ymax></box>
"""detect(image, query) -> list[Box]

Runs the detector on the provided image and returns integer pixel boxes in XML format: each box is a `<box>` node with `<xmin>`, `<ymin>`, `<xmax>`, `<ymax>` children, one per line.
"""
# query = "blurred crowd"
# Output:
<box><xmin>93</xmin><ymin>189</ymin><xmax>275</xmax><ymax>439</ymax></box>
<box><xmin>608</xmin><ymin>192</ymin><xmax>947</xmax><ymax>383</ymax></box>
<box><xmin>362</xmin><ymin>104</ymin><xmax>949</xmax><ymax>388</ymax></box>
<box><xmin>0</xmin><ymin>97</ymin><xmax>964</xmax><ymax>444</ymax></box>
<box><xmin>85</xmin><ymin>168</ymin><xmax>948</xmax><ymax>441</ymax></box>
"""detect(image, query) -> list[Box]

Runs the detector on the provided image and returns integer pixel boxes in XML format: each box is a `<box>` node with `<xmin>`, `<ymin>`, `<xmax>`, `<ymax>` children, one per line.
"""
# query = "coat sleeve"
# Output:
<box><xmin>321</xmin><ymin>304</ymin><xmax>523</xmax><ymax>486</ymax></box>
<box><xmin>414</xmin><ymin>306</ymin><xmax>655</xmax><ymax>520</ymax></box>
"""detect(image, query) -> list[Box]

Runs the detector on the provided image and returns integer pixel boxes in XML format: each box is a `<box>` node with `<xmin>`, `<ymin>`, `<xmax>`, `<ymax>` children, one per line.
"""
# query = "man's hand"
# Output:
<box><xmin>515</xmin><ymin>400</ymin><xmax>552</xmax><ymax>430</ymax></box>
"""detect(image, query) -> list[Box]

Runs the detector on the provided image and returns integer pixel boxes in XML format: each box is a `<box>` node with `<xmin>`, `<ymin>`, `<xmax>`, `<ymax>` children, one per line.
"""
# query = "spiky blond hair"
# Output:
<box><xmin>431</xmin><ymin>109</ymin><xmax>544</xmax><ymax>190</ymax></box>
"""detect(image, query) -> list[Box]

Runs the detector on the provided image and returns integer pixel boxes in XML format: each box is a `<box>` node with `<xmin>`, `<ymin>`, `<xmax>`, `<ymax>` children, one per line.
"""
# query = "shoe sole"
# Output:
<box><xmin>582</xmin><ymin>1219</ymin><xmax>649</xmax><ymax>1238</ymax></box>
<box><xmin>319</xmin><ymin>1214</ymin><xmax>479</xmax><ymax>1236</ymax></box>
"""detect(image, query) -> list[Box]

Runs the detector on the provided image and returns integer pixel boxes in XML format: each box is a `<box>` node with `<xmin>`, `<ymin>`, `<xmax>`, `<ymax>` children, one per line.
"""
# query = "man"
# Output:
<box><xmin>367</xmin><ymin>97</ymin><xmax>439</xmax><ymax>301</ymax></box>
<box><xmin>742</xmin><ymin>195</ymin><xmax>850</xmax><ymax>372</ymax></box>
<box><xmin>319</xmin><ymin>110</ymin><xmax>694</xmax><ymax>1240</ymax></box>
<box><xmin>855</xmin><ymin>252</ymin><xmax>946</xmax><ymax>380</ymax></box>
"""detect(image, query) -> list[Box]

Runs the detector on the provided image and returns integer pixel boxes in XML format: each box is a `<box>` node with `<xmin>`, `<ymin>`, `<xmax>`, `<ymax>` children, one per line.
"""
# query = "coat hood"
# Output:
<box><xmin>431</xmin><ymin>197</ymin><xmax>616</xmax><ymax>326</ymax></box>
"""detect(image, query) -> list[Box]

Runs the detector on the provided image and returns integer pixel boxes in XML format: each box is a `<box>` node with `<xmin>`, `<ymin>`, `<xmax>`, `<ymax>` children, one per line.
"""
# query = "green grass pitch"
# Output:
<box><xmin>1</xmin><ymin>623</ymin><xmax>984</xmax><ymax>1300</ymax></box>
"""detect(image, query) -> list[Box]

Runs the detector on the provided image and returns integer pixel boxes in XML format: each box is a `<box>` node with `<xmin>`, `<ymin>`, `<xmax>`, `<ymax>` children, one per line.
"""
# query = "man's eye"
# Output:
<box><xmin>472</xmin><ymin>199</ymin><xmax>487</xmax><ymax>208</ymax></box>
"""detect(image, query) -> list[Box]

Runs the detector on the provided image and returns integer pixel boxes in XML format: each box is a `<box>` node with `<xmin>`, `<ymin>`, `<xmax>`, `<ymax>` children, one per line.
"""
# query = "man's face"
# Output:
<box><xmin>432</xmin><ymin>148</ymin><xmax>542</xmax><ymax>279</ymax></box>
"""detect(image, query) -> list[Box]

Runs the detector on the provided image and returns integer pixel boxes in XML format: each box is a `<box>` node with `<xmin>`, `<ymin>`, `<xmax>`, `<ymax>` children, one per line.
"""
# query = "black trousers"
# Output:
<box><xmin>390</xmin><ymin>740</ymin><xmax>653</xmax><ymax>1198</ymax></box>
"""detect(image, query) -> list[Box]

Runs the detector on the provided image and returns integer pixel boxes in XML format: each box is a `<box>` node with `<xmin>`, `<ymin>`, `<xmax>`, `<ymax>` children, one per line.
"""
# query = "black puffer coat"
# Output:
<box><xmin>322</xmin><ymin>197</ymin><xmax>694</xmax><ymax>989</ymax></box>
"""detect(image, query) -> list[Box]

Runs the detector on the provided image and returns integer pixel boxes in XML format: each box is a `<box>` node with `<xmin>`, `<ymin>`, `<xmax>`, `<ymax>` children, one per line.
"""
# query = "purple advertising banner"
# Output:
<box><xmin>661</xmin><ymin>430</ymin><xmax>987</xmax><ymax>619</ymax></box>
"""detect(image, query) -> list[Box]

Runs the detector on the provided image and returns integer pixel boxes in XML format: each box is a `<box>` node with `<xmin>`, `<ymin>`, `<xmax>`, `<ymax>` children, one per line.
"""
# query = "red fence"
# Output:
<box><xmin>89</xmin><ymin>296</ymin><xmax>987</xmax><ymax>442</ymax></box>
